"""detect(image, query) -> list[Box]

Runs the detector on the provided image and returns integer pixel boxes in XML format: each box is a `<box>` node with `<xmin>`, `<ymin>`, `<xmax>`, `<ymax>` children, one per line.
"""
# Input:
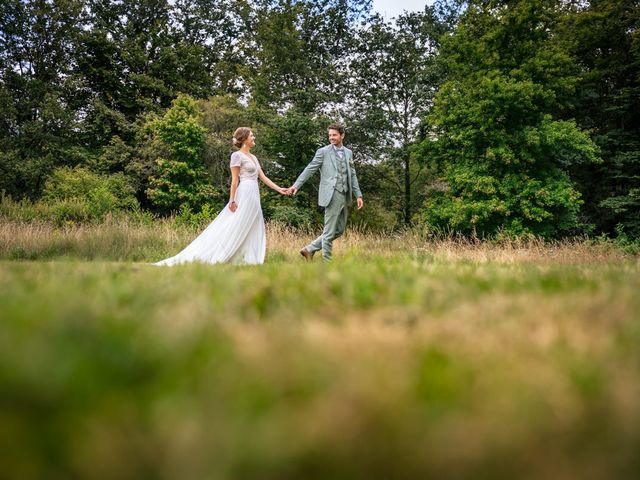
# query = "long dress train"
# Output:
<box><xmin>153</xmin><ymin>151</ymin><xmax>266</xmax><ymax>266</ymax></box>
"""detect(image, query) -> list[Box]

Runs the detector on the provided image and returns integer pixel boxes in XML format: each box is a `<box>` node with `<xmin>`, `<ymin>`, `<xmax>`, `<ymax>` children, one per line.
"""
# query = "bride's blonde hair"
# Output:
<box><xmin>232</xmin><ymin>127</ymin><xmax>252</xmax><ymax>148</ymax></box>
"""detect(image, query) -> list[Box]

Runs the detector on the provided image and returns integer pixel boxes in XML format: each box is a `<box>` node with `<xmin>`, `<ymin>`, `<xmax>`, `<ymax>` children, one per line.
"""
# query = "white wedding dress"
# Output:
<box><xmin>153</xmin><ymin>151</ymin><xmax>266</xmax><ymax>266</ymax></box>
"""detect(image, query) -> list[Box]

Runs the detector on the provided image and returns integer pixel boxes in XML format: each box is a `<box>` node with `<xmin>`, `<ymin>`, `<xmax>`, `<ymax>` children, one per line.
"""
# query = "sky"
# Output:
<box><xmin>371</xmin><ymin>0</ymin><xmax>436</xmax><ymax>19</ymax></box>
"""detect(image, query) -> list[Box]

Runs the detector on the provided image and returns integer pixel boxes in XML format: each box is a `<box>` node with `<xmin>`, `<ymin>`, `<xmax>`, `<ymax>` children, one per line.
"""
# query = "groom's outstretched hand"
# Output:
<box><xmin>287</xmin><ymin>186</ymin><xmax>298</xmax><ymax>196</ymax></box>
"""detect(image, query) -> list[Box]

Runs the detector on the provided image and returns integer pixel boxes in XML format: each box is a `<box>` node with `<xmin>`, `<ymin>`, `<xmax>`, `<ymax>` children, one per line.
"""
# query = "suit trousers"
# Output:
<box><xmin>306</xmin><ymin>189</ymin><xmax>348</xmax><ymax>261</ymax></box>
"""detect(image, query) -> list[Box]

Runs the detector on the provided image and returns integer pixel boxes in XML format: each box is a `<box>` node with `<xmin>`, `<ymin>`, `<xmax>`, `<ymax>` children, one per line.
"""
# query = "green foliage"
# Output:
<box><xmin>419</xmin><ymin>0</ymin><xmax>600</xmax><ymax>238</ymax></box>
<box><xmin>2</xmin><ymin>0</ymin><xmax>638</xmax><ymax>240</ymax></box>
<box><xmin>592</xmin><ymin>224</ymin><xmax>640</xmax><ymax>256</ymax></box>
<box><xmin>423</xmin><ymin>162</ymin><xmax>584</xmax><ymax>238</ymax></box>
<box><xmin>1</xmin><ymin>0</ymin><xmax>243</xmax><ymax>202</ymax></box>
<box><xmin>91</xmin><ymin>135</ymin><xmax>135</xmax><ymax>174</ymax></box>
<box><xmin>0</xmin><ymin>166</ymin><xmax>139</xmax><ymax>226</ymax></box>
<box><xmin>43</xmin><ymin>167</ymin><xmax>135</xmax><ymax>207</ymax></box>
<box><xmin>145</xmin><ymin>94</ymin><xmax>218</xmax><ymax>213</ymax></box>
<box><xmin>600</xmin><ymin>190</ymin><xmax>640</xmax><ymax>239</ymax></box>
<box><xmin>41</xmin><ymin>166</ymin><xmax>139</xmax><ymax>224</ymax></box>
<box><xmin>76</xmin><ymin>0</ymin><xmax>237</xmax><ymax>129</ymax></box>
<box><xmin>244</xmin><ymin>0</ymin><xmax>370</xmax><ymax>112</ymax></box>
<box><xmin>349</xmin><ymin>196</ymin><xmax>399</xmax><ymax>232</ymax></box>
<box><xmin>174</xmin><ymin>203</ymin><xmax>218</xmax><ymax>230</ymax></box>
<box><xmin>0</xmin><ymin>0</ymin><xmax>90</xmax><ymax>199</ymax></box>
<box><xmin>559</xmin><ymin>0</ymin><xmax>640</xmax><ymax>238</ymax></box>
<box><xmin>0</xmin><ymin>193</ymin><xmax>59</xmax><ymax>224</ymax></box>
<box><xmin>267</xmin><ymin>203</ymin><xmax>314</xmax><ymax>230</ymax></box>
<box><xmin>348</xmin><ymin>10</ymin><xmax>448</xmax><ymax>224</ymax></box>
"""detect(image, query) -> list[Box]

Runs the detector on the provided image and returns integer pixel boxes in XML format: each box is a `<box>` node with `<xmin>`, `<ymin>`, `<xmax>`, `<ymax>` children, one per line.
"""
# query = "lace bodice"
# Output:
<box><xmin>230</xmin><ymin>151</ymin><xmax>261</xmax><ymax>181</ymax></box>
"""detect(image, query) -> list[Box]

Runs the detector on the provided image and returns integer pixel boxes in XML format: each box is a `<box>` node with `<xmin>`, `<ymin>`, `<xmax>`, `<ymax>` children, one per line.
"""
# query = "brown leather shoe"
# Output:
<box><xmin>299</xmin><ymin>248</ymin><xmax>314</xmax><ymax>261</ymax></box>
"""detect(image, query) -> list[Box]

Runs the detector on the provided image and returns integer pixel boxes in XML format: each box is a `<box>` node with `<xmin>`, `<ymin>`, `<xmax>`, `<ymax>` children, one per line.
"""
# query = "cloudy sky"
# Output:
<box><xmin>371</xmin><ymin>0</ymin><xmax>435</xmax><ymax>19</ymax></box>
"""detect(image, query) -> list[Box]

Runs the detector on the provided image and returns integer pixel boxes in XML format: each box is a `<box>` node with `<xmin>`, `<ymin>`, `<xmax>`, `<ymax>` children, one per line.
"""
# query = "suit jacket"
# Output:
<box><xmin>293</xmin><ymin>145</ymin><xmax>362</xmax><ymax>207</ymax></box>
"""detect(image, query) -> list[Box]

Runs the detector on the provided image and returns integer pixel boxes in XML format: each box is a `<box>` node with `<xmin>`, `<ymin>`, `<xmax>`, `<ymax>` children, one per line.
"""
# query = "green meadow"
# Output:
<box><xmin>1</xmin><ymin>221</ymin><xmax>639</xmax><ymax>479</ymax></box>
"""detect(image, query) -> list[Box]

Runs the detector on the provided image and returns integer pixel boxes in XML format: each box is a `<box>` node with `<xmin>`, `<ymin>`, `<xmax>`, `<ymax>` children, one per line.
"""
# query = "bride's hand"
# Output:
<box><xmin>229</xmin><ymin>201</ymin><xmax>238</xmax><ymax>212</ymax></box>
<box><xmin>277</xmin><ymin>187</ymin><xmax>288</xmax><ymax>196</ymax></box>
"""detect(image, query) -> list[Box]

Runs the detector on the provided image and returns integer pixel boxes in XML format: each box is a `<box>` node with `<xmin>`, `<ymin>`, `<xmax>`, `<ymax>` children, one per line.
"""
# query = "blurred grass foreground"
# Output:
<box><xmin>1</xmin><ymin>220</ymin><xmax>639</xmax><ymax>479</ymax></box>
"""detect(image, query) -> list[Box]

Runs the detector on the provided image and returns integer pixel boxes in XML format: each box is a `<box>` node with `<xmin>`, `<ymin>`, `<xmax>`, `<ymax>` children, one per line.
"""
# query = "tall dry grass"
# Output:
<box><xmin>0</xmin><ymin>218</ymin><xmax>634</xmax><ymax>264</ymax></box>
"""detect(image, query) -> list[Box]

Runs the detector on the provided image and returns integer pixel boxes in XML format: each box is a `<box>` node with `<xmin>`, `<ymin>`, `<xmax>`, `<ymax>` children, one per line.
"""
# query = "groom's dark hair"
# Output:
<box><xmin>328</xmin><ymin>123</ymin><xmax>345</xmax><ymax>135</ymax></box>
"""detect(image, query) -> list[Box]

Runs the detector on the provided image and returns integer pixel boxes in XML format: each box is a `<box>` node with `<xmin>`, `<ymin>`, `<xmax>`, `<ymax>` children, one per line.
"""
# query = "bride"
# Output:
<box><xmin>154</xmin><ymin>127</ymin><xmax>288</xmax><ymax>266</ymax></box>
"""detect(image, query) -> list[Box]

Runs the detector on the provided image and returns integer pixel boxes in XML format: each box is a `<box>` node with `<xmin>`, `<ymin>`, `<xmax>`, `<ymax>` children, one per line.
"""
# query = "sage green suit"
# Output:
<box><xmin>293</xmin><ymin>144</ymin><xmax>362</xmax><ymax>261</ymax></box>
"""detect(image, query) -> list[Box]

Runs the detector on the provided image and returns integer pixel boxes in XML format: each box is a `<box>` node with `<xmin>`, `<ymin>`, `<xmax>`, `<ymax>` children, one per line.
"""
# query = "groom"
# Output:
<box><xmin>288</xmin><ymin>123</ymin><xmax>363</xmax><ymax>262</ymax></box>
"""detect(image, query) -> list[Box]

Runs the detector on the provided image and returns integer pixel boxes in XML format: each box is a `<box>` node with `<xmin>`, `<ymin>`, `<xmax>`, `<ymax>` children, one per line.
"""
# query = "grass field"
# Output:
<box><xmin>1</xmin><ymin>220</ymin><xmax>639</xmax><ymax>479</ymax></box>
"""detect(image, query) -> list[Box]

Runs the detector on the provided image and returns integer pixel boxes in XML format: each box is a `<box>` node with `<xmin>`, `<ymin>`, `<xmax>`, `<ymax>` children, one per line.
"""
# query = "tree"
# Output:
<box><xmin>146</xmin><ymin>94</ymin><xmax>217</xmax><ymax>213</ymax></box>
<box><xmin>347</xmin><ymin>9</ymin><xmax>448</xmax><ymax>225</ymax></box>
<box><xmin>0</xmin><ymin>0</ymin><xmax>88</xmax><ymax>199</ymax></box>
<box><xmin>418</xmin><ymin>0</ymin><xmax>600</xmax><ymax>238</ymax></box>
<box><xmin>241</xmin><ymin>0</ymin><xmax>371</xmax><ymax>113</ymax></box>
<box><xmin>560</xmin><ymin>0</ymin><xmax>640</xmax><ymax>238</ymax></box>
<box><xmin>171</xmin><ymin>0</ymin><xmax>244</xmax><ymax>95</ymax></box>
<box><xmin>76</xmin><ymin>0</ymin><xmax>223</xmax><ymax>147</ymax></box>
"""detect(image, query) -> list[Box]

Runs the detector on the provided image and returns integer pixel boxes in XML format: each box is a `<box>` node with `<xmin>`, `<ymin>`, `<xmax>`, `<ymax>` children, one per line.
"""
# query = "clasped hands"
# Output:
<box><xmin>277</xmin><ymin>186</ymin><xmax>363</xmax><ymax>209</ymax></box>
<box><xmin>274</xmin><ymin>186</ymin><xmax>297</xmax><ymax>196</ymax></box>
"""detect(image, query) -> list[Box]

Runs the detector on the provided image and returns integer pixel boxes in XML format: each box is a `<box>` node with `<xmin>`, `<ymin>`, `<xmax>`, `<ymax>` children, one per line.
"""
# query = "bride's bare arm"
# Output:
<box><xmin>258</xmin><ymin>169</ymin><xmax>287</xmax><ymax>194</ymax></box>
<box><xmin>229</xmin><ymin>166</ymin><xmax>240</xmax><ymax>212</ymax></box>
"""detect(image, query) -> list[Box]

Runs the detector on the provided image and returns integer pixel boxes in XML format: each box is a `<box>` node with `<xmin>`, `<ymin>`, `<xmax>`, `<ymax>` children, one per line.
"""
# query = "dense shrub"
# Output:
<box><xmin>174</xmin><ymin>203</ymin><xmax>219</xmax><ymax>230</ymax></box>
<box><xmin>1</xmin><ymin>166</ymin><xmax>139</xmax><ymax>225</ymax></box>
<box><xmin>268</xmin><ymin>203</ymin><xmax>315</xmax><ymax>229</ymax></box>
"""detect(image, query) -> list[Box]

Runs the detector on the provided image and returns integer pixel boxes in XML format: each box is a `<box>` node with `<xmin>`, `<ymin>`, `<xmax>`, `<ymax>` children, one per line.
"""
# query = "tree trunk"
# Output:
<box><xmin>404</xmin><ymin>154</ymin><xmax>411</xmax><ymax>225</ymax></box>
